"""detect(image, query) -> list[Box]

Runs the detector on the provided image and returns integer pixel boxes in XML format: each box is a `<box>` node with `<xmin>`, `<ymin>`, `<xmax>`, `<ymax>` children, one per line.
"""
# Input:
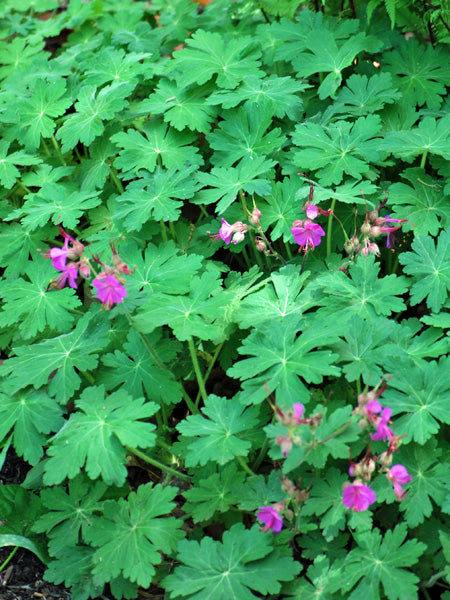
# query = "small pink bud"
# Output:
<box><xmin>232</xmin><ymin>231</ymin><xmax>245</xmax><ymax>244</ymax></box>
<box><xmin>79</xmin><ymin>260</ymin><xmax>90</xmax><ymax>278</ymax></box>
<box><xmin>360</xmin><ymin>222</ymin><xmax>372</xmax><ymax>236</ymax></box>
<box><xmin>249</xmin><ymin>208</ymin><xmax>262</xmax><ymax>224</ymax></box>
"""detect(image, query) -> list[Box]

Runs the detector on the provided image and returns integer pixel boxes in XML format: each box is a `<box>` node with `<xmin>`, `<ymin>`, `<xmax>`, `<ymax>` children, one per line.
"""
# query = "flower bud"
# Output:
<box><xmin>360</xmin><ymin>222</ymin><xmax>372</xmax><ymax>236</ymax></box>
<box><xmin>249</xmin><ymin>208</ymin><xmax>262</xmax><ymax>224</ymax></box>
<box><xmin>367</xmin><ymin>210</ymin><xmax>379</xmax><ymax>222</ymax></box>
<box><xmin>370</xmin><ymin>226</ymin><xmax>381</xmax><ymax>237</ymax></box>
<box><xmin>380</xmin><ymin>451</ymin><xmax>393</xmax><ymax>468</ymax></box>
<box><xmin>232</xmin><ymin>231</ymin><xmax>245</xmax><ymax>244</ymax></box>
<box><xmin>255</xmin><ymin>239</ymin><xmax>266</xmax><ymax>252</ymax></box>
<box><xmin>79</xmin><ymin>259</ymin><xmax>91</xmax><ymax>278</ymax></box>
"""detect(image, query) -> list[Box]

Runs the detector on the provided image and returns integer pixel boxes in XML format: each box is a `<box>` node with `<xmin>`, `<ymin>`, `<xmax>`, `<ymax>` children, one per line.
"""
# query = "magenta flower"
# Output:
<box><xmin>257</xmin><ymin>506</ymin><xmax>283</xmax><ymax>534</ymax></box>
<box><xmin>371</xmin><ymin>407</ymin><xmax>394</xmax><ymax>441</ymax></box>
<box><xmin>49</xmin><ymin>239</ymin><xmax>69</xmax><ymax>270</ymax></box>
<box><xmin>53</xmin><ymin>264</ymin><xmax>78</xmax><ymax>289</ymax></box>
<box><xmin>306</xmin><ymin>204</ymin><xmax>319</xmax><ymax>219</ymax></box>
<box><xmin>342</xmin><ymin>482</ymin><xmax>376</xmax><ymax>512</ymax></box>
<box><xmin>387</xmin><ymin>464</ymin><xmax>412</xmax><ymax>501</ymax></box>
<box><xmin>209</xmin><ymin>218</ymin><xmax>247</xmax><ymax>245</ymax></box>
<box><xmin>92</xmin><ymin>275</ymin><xmax>127</xmax><ymax>310</ymax></box>
<box><xmin>291</xmin><ymin>220</ymin><xmax>325</xmax><ymax>252</ymax></box>
<box><xmin>293</xmin><ymin>403</ymin><xmax>305</xmax><ymax>421</ymax></box>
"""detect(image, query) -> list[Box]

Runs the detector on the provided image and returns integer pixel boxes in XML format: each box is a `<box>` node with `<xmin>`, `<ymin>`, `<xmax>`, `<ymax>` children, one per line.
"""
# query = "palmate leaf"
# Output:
<box><xmin>56</xmin><ymin>82</ymin><xmax>134</xmax><ymax>152</ymax></box>
<box><xmin>399</xmin><ymin>229</ymin><xmax>450</xmax><ymax>313</ymax></box>
<box><xmin>0</xmin><ymin>387</ymin><xmax>63</xmax><ymax>466</ymax></box>
<box><xmin>138</xmin><ymin>80</ymin><xmax>217</xmax><ymax>133</ymax></box>
<box><xmin>8</xmin><ymin>182</ymin><xmax>102</xmax><ymax>231</ymax></box>
<box><xmin>32</xmin><ymin>474</ymin><xmax>107</xmax><ymax>555</ymax></box>
<box><xmin>111</xmin><ymin>121</ymin><xmax>202</xmax><ymax>177</ymax></box>
<box><xmin>389</xmin><ymin>168</ymin><xmax>450</xmax><ymax>236</ymax></box>
<box><xmin>234</xmin><ymin>471</ymin><xmax>285</xmax><ymax>511</ymax></box>
<box><xmin>100</xmin><ymin>329</ymin><xmax>182</xmax><ymax>405</ymax></box>
<box><xmin>207</xmin><ymin>75</ymin><xmax>306</xmax><ymax>120</ymax></box>
<box><xmin>293</xmin><ymin>30</ymin><xmax>380</xmax><ymax>99</ymax></box>
<box><xmin>182</xmin><ymin>464</ymin><xmax>246</xmax><ymax>523</ymax></box>
<box><xmin>383</xmin><ymin>115</ymin><xmax>450</xmax><ymax>162</ymax></box>
<box><xmin>87</xmin><ymin>483</ymin><xmax>184</xmax><ymax>588</ymax></box>
<box><xmin>0</xmin><ymin>260</ymin><xmax>80</xmax><ymax>339</ymax></box>
<box><xmin>0</xmin><ymin>222</ymin><xmax>53</xmax><ymax>278</ymax></box>
<box><xmin>163</xmin><ymin>523</ymin><xmax>300</xmax><ymax>600</ymax></box>
<box><xmin>207</xmin><ymin>104</ymin><xmax>286</xmax><ymax>167</ymax></box>
<box><xmin>168</xmin><ymin>29</ymin><xmax>262</xmax><ymax>90</ymax></box>
<box><xmin>382</xmin><ymin>356</ymin><xmax>450</xmax><ymax>445</ymax></box>
<box><xmin>228</xmin><ymin>316</ymin><xmax>342</xmax><ymax>406</ymax></box>
<box><xmin>292</xmin><ymin>116</ymin><xmax>384</xmax><ymax>186</ymax></box>
<box><xmin>44</xmin><ymin>385</ymin><xmax>158</xmax><ymax>486</ymax></box>
<box><xmin>81</xmin><ymin>47</ymin><xmax>151</xmax><ymax>86</ymax></box>
<box><xmin>0</xmin><ymin>311</ymin><xmax>110</xmax><ymax>404</ymax></box>
<box><xmin>314</xmin><ymin>254</ymin><xmax>408</xmax><ymax>320</ymax></box>
<box><xmin>334</xmin><ymin>73</ymin><xmax>401</xmax><ymax>116</ymax></box>
<box><xmin>261</xmin><ymin>176</ymin><xmax>303</xmax><ymax>242</ymax></box>
<box><xmin>195</xmin><ymin>155</ymin><xmax>276</xmax><ymax>213</ymax></box>
<box><xmin>342</xmin><ymin>524</ymin><xmax>426</xmax><ymax>600</ymax></box>
<box><xmin>3</xmin><ymin>78</ymin><xmax>72</xmax><ymax>150</ymax></box>
<box><xmin>177</xmin><ymin>395</ymin><xmax>260</xmax><ymax>466</ymax></box>
<box><xmin>115</xmin><ymin>167</ymin><xmax>200</xmax><ymax>230</ymax></box>
<box><xmin>284</xmin><ymin>554</ymin><xmax>343</xmax><ymax>598</ymax></box>
<box><xmin>399</xmin><ymin>440</ymin><xmax>449</xmax><ymax>527</ymax></box>
<box><xmin>0</xmin><ymin>141</ymin><xmax>41</xmax><ymax>189</ymax></box>
<box><xmin>383</xmin><ymin>38</ymin><xmax>450</xmax><ymax>109</ymax></box>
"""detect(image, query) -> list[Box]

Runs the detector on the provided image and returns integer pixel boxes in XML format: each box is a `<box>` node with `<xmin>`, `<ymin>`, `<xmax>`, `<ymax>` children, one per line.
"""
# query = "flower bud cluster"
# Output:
<box><xmin>274</xmin><ymin>402</ymin><xmax>322</xmax><ymax>457</ymax></box>
<box><xmin>40</xmin><ymin>227</ymin><xmax>133</xmax><ymax>311</ymax></box>
<box><xmin>343</xmin><ymin>378</ymin><xmax>412</xmax><ymax>512</ymax></box>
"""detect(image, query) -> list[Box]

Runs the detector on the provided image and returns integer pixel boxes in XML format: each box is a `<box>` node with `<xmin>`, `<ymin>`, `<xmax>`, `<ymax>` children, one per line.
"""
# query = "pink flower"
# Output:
<box><xmin>371</xmin><ymin>407</ymin><xmax>394</xmax><ymax>441</ymax></box>
<box><xmin>209</xmin><ymin>218</ymin><xmax>247</xmax><ymax>245</ymax></box>
<box><xmin>49</xmin><ymin>239</ymin><xmax>69</xmax><ymax>270</ymax></box>
<box><xmin>291</xmin><ymin>220</ymin><xmax>325</xmax><ymax>252</ymax></box>
<box><xmin>293</xmin><ymin>403</ymin><xmax>305</xmax><ymax>421</ymax></box>
<box><xmin>92</xmin><ymin>275</ymin><xmax>127</xmax><ymax>310</ymax></box>
<box><xmin>306</xmin><ymin>204</ymin><xmax>319</xmax><ymax>219</ymax></box>
<box><xmin>387</xmin><ymin>464</ymin><xmax>412</xmax><ymax>501</ymax></box>
<box><xmin>276</xmin><ymin>434</ymin><xmax>292</xmax><ymax>456</ymax></box>
<box><xmin>342</xmin><ymin>482</ymin><xmax>376</xmax><ymax>512</ymax></box>
<box><xmin>257</xmin><ymin>506</ymin><xmax>283</xmax><ymax>534</ymax></box>
<box><xmin>53</xmin><ymin>264</ymin><xmax>78</xmax><ymax>289</ymax></box>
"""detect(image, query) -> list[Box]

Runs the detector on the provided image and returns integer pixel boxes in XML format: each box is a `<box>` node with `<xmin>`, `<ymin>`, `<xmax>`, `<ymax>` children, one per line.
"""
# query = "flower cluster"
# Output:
<box><xmin>343</xmin><ymin>379</ymin><xmax>412</xmax><ymax>512</ymax></box>
<box><xmin>209</xmin><ymin>217</ymin><xmax>249</xmax><ymax>245</ymax></box>
<box><xmin>40</xmin><ymin>227</ymin><xmax>133</xmax><ymax>311</ymax></box>
<box><xmin>274</xmin><ymin>402</ymin><xmax>322</xmax><ymax>457</ymax></box>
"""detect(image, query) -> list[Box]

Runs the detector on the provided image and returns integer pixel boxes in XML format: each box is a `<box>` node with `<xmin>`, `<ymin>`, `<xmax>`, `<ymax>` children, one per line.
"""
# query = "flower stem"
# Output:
<box><xmin>284</xmin><ymin>242</ymin><xmax>293</xmax><ymax>260</ymax></box>
<box><xmin>326</xmin><ymin>197</ymin><xmax>337</xmax><ymax>257</ymax></box>
<box><xmin>51</xmin><ymin>134</ymin><xmax>66</xmax><ymax>166</ymax></box>
<box><xmin>0</xmin><ymin>546</ymin><xmax>19</xmax><ymax>574</ymax></box>
<box><xmin>420</xmin><ymin>150</ymin><xmax>428</xmax><ymax>170</ymax></box>
<box><xmin>195</xmin><ymin>341</ymin><xmax>224</xmax><ymax>406</ymax></box>
<box><xmin>109</xmin><ymin>164</ymin><xmax>124</xmax><ymax>194</ymax></box>
<box><xmin>125</xmin><ymin>446</ymin><xmax>191</xmax><ymax>481</ymax></box>
<box><xmin>188</xmin><ymin>337</ymin><xmax>208</xmax><ymax>405</ymax></box>
<box><xmin>236</xmin><ymin>455</ymin><xmax>256</xmax><ymax>476</ymax></box>
<box><xmin>160</xmin><ymin>220</ymin><xmax>168</xmax><ymax>242</ymax></box>
<box><xmin>252</xmin><ymin>437</ymin><xmax>269</xmax><ymax>471</ymax></box>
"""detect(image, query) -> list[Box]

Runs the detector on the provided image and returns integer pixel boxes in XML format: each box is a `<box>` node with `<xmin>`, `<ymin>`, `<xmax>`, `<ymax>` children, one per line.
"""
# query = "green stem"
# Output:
<box><xmin>252</xmin><ymin>437</ymin><xmax>269</xmax><ymax>471</ymax></box>
<box><xmin>51</xmin><ymin>134</ymin><xmax>66</xmax><ymax>166</ymax></box>
<box><xmin>126</xmin><ymin>446</ymin><xmax>191</xmax><ymax>481</ymax></box>
<box><xmin>356</xmin><ymin>378</ymin><xmax>361</xmax><ymax>397</ymax></box>
<box><xmin>81</xmin><ymin>370</ymin><xmax>95</xmax><ymax>385</ymax></box>
<box><xmin>326</xmin><ymin>197</ymin><xmax>337</xmax><ymax>257</ymax></box>
<box><xmin>0</xmin><ymin>546</ymin><xmax>19</xmax><ymax>574</ymax></box>
<box><xmin>16</xmin><ymin>180</ymin><xmax>31</xmax><ymax>195</ymax></box>
<box><xmin>160</xmin><ymin>220</ymin><xmax>168</xmax><ymax>242</ymax></box>
<box><xmin>241</xmin><ymin>246</ymin><xmax>252</xmax><ymax>269</ymax></box>
<box><xmin>236</xmin><ymin>455</ymin><xmax>256</xmax><ymax>476</ymax></box>
<box><xmin>109</xmin><ymin>164</ymin><xmax>124</xmax><ymax>194</ymax></box>
<box><xmin>284</xmin><ymin>242</ymin><xmax>293</xmax><ymax>260</ymax></box>
<box><xmin>169</xmin><ymin>221</ymin><xmax>177</xmax><ymax>241</ymax></box>
<box><xmin>188</xmin><ymin>337</ymin><xmax>207</xmax><ymax>405</ymax></box>
<box><xmin>309</xmin><ymin>419</ymin><xmax>353</xmax><ymax>450</ymax></box>
<box><xmin>420</xmin><ymin>150</ymin><xmax>428</xmax><ymax>170</ymax></box>
<box><xmin>195</xmin><ymin>341</ymin><xmax>224</xmax><ymax>406</ymax></box>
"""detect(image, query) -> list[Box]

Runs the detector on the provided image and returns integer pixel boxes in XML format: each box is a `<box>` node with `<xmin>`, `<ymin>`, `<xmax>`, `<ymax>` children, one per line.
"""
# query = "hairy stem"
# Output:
<box><xmin>126</xmin><ymin>446</ymin><xmax>191</xmax><ymax>481</ymax></box>
<box><xmin>188</xmin><ymin>337</ymin><xmax>208</xmax><ymax>405</ymax></box>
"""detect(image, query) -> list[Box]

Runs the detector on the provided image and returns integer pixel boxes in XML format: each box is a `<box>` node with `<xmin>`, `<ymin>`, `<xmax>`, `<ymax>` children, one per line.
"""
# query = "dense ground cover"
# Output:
<box><xmin>0</xmin><ymin>0</ymin><xmax>449</xmax><ymax>599</ymax></box>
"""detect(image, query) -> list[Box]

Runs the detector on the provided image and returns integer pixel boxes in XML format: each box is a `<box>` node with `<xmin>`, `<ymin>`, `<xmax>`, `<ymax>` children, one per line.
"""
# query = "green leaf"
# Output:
<box><xmin>293</xmin><ymin>30</ymin><xmax>380</xmax><ymax>99</ymax></box>
<box><xmin>335</xmin><ymin>73</ymin><xmax>401</xmax><ymax>116</ymax></box>
<box><xmin>389</xmin><ymin>168</ymin><xmax>450</xmax><ymax>236</ymax></box>
<box><xmin>183</xmin><ymin>464</ymin><xmax>246</xmax><ymax>523</ymax></box>
<box><xmin>314</xmin><ymin>254</ymin><xmax>408</xmax><ymax>320</ymax></box>
<box><xmin>383</xmin><ymin>38</ymin><xmax>450</xmax><ymax>109</ymax></box>
<box><xmin>32</xmin><ymin>474</ymin><xmax>107</xmax><ymax>555</ymax></box>
<box><xmin>0</xmin><ymin>36</ymin><xmax>43</xmax><ymax>80</ymax></box>
<box><xmin>292</xmin><ymin>116</ymin><xmax>383</xmax><ymax>186</ymax></box>
<box><xmin>207</xmin><ymin>104</ymin><xmax>286</xmax><ymax>168</ymax></box>
<box><xmin>44</xmin><ymin>385</ymin><xmax>158</xmax><ymax>485</ymax></box>
<box><xmin>87</xmin><ymin>483</ymin><xmax>184</xmax><ymax>587</ymax></box>
<box><xmin>135</xmin><ymin>270</ymin><xmax>229</xmax><ymax>341</ymax></box>
<box><xmin>0</xmin><ymin>312</ymin><xmax>110</xmax><ymax>403</ymax></box>
<box><xmin>138</xmin><ymin>80</ymin><xmax>217</xmax><ymax>133</ymax></box>
<box><xmin>261</xmin><ymin>176</ymin><xmax>304</xmax><ymax>242</ymax></box>
<box><xmin>163</xmin><ymin>523</ymin><xmax>300</xmax><ymax>599</ymax></box>
<box><xmin>0</xmin><ymin>222</ymin><xmax>52</xmax><ymax>278</ymax></box>
<box><xmin>0</xmin><ymin>534</ymin><xmax>48</xmax><ymax>565</ymax></box>
<box><xmin>399</xmin><ymin>229</ymin><xmax>450</xmax><ymax>312</ymax></box>
<box><xmin>284</xmin><ymin>554</ymin><xmax>343</xmax><ymax>598</ymax></box>
<box><xmin>56</xmin><ymin>82</ymin><xmax>134</xmax><ymax>152</ymax></box>
<box><xmin>177</xmin><ymin>394</ymin><xmax>259</xmax><ymax>466</ymax></box>
<box><xmin>0</xmin><ymin>141</ymin><xmax>41</xmax><ymax>189</ymax></box>
<box><xmin>398</xmin><ymin>440</ymin><xmax>449</xmax><ymax>527</ymax></box>
<box><xmin>81</xmin><ymin>47</ymin><xmax>151</xmax><ymax>86</ymax></box>
<box><xmin>343</xmin><ymin>524</ymin><xmax>426</xmax><ymax>600</ymax></box>
<box><xmin>228</xmin><ymin>317</ymin><xmax>341</xmax><ymax>405</ymax></box>
<box><xmin>100</xmin><ymin>329</ymin><xmax>182</xmax><ymax>405</ymax></box>
<box><xmin>8</xmin><ymin>182</ymin><xmax>101</xmax><ymax>230</ymax></box>
<box><xmin>383</xmin><ymin>115</ymin><xmax>450</xmax><ymax>162</ymax></box>
<box><xmin>234</xmin><ymin>471</ymin><xmax>285</xmax><ymax>511</ymax></box>
<box><xmin>207</xmin><ymin>75</ymin><xmax>306</xmax><ymax>120</ymax></box>
<box><xmin>195</xmin><ymin>156</ymin><xmax>276</xmax><ymax>213</ymax></box>
<box><xmin>0</xmin><ymin>260</ymin><xmax>80</xmax><ymax>339</ymax></box>
<box><xmin>3</xmin><ymin>78</ymin><xmax>71</xmax><ymax>150</ymax></box>
<box><xmin>168</xmin><ymin>30</ymin><xmax>262</xmax><ymax>90</ymax></box>
<box><xmin>382</xmin><ymin>356</ymin><xmax>450</xmax><ymax>445</ymax></box>
<box><xmin>0</xmin><ymin>387</ymin><xmax>63</xmax><ymax>465</ymax></box>
<box><xmin>115</xmin><ymin>167</ymin><xmax>200</xmax><ymax>230</ymax></box>
<box><xmin>111</xmin><ymin>121</ymin><xmax>202</xmax><ymax>177</ymax></box>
